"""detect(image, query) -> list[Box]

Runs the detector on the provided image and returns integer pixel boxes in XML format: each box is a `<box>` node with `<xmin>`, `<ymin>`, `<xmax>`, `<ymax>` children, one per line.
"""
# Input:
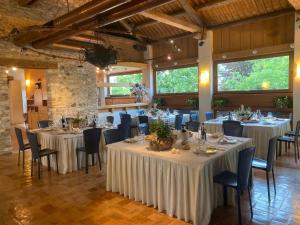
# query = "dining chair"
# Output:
<box><xmin>118</xmin><ymin>116</ymin><xmax>132</xmax><ymax>140</ymax></box>
<box><xmin>214</xmin><ymin>147</ymin><xmax>255</xmax><ymax>225</ymax></box>
<box><xmin>186</xmin><ymin>121</ymin><xmax>200</xmax><ymax>132</ymax></box>
<box><xmin>37</xmin><ymin>120</ymin><xmax>52</xmax><ymax>128</ymax></box>
<box><xmin>175</xmin><ymin>114</ymin><xmax>183</xmax><ymax>130</ymax></box>
<box><xmin>286</xmin><ymin>120</ymin><xmax>300</xmax><ymax>137</ymax></box>
<box><xmin>190</xmin><ymin>113</ymin><xmax>199</xmax><ymax>122</ymax></box>
<box><xmin>76</xmin><ymin>128</ymin><xmax>101</xmax><ymax>174</ymax></box>
<box><xmin>223</xmin><ymin>120</ymin><xmax>243</xmax><ymax>137</ymax></box>
<box><xmin>252</xmin><ymin>137</ymin><xmax>277</xmax><ymax>202</ymax></box>
<box><xmin>103</xmin><ymin>129</ymin><xmax>122</xmax><ymax>145</ymax></box>
<box><xmin>138</xmin><ymin>116</ymin><xmax>149</xmax><ymax>135</ymax></box>
<box><xmin>277</xmin><ymin>121</ymin><xmax>300</xmax><ymax>163</ymax></box>
<box><xmin>205</xmin><ymin>112</ymin><xmax>214</xmax><ymax>121</ymax></box>
<box><xmin>15</xmin><ymin>127</ymin><xmax>31</xmax><ymax>169</ymax></box>
<box><xmin>26</xmin><ymin>131</ymin><xmax>58</xmax><ymax>179</ymax></box>
<box><xmin>106</xmin><ymin>116</ymin><xmax>114</xmax><ymax>124</ymax></box>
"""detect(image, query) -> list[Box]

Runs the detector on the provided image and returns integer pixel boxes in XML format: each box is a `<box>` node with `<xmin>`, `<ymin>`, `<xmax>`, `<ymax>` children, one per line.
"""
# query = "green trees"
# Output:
<box><xmin>156</xmin><ymin>66</ymin><xmax>198</xmax><ymax>94</ymax></box>
<box><xmin>109</xmin><ymin>73</ymin><xmax>142</xmax><ymax>95</ymax></box>
<box><xmin>218</xmin><ymin>55</ymin><xmax>289</xmax><ymax>91</ymax></box>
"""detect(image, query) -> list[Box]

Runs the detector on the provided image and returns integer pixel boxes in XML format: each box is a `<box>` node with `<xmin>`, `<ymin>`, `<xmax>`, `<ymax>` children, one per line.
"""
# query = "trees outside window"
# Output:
<box><xmin>156</xmin><ymin>66</ymin><xmax>198</xmax><ymax>94</ymax></box>
<box><xmin>108</xmin><ymin>73</ymin><xmax>142</xmax><ymax>95</ymax></box>
<box><xmin>217</xmin><ymin>55</ymin><xmax>290</xmax><ymax>92</ymax></box>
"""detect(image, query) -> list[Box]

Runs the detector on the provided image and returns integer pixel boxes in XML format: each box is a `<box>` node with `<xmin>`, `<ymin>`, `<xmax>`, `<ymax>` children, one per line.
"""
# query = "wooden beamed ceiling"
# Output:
<box><xmin>11</xmin><ymin>0</ymin><xmax>296</xmax><ymax>52</ymax></box>
<box><xmin>18</xmin><ymin>0</ymin><xmax>38</xmax><ymax>6</ymax></box>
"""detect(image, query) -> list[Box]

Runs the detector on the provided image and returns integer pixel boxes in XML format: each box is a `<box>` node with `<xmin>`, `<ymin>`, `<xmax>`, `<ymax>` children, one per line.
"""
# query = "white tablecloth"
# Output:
<box><xmin>204</xmin><ymin>119</ymin><xmax>290</xmax><ymax>159</ymax></box>
<box><xmin>106</xmin><ymin>136</ymin><xmax>253</xmax><ymax>225</ymax></box>
<box><xmin>34</xmin><ymin>128</ymin><xmax>107</xmax><ymax>174</ymax></box>
<box><xmin>132</xmin><ymin>114</ymin><xmax>190</xmax><ymax>126</ymax></box>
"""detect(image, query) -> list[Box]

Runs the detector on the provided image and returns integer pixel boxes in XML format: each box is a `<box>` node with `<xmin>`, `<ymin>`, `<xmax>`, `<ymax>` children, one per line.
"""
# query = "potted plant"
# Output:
<box><xmin>146</xmin><ymin>121</ymin><xmax>175</xmax><ymax>151</ymax></box>
<box><xmin>235</xmin><ymin>105</ymin><xmax>252</xmax><ymax>121</ymax></box>
<box><xmin>212</xmin><ymin>98</ymin><xmax>230</xmax><ymax>108</ymax></box>
<box><xmin>152</xmin><ymin>97</ymin><xmax>166</xmax><ymax>108</ymax></box>
<box><xmin>273</xmin><ymin>96</ymin><xmax>293</xmax><ymax>109</ymax></box>
<box><xmin>186</xmin><ymin>97</ymin><xmax>199</xmax><ymax>109</ymax></box>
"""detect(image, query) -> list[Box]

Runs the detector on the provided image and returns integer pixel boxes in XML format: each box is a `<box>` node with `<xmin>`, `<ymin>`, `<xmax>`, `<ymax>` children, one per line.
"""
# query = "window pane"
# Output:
<box><xmin>217</xmin><ymin>55</ymin><xmax>289</xmax><ymax>92</ymax></box>
<box><xmin>156</xmin><ymin>66</ymin><xmax>198</xmax><ymax>94</ymax></box>
<box><xmin>109</xmin><ymin>73</ymin><xmax>142</xmax><ymax>95</ymax></box>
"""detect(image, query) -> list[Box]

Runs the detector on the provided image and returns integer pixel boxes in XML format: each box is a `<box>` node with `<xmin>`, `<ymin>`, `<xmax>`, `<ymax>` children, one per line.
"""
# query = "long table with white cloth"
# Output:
<box><xmin>204</xmin><ymin>118</ymin><xmax>290</xmax><ymax>159</ymax></box>
<box><xmin>106</xmin><ymin>135</ymin><xmax>253</xmax><ymax>225</ymax></box>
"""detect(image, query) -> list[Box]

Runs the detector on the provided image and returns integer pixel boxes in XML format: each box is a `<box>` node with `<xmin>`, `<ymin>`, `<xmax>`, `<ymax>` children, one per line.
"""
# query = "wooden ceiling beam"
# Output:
<box><xmin>140</xmin><ymin>11</ymin><xmax>202</xmax><ymax>32</ymax></box>
<box><xmin>135</xmin><ymin>0</ymin><xmax>232</xmax><ymax>30</ymax></box>
<box><xmin>177</xmin><ymin>0</ymin><xmax>205</xmax><ymax>27</ymax></box>
<box><xmin>288</xmin><ymin>0</ymin><xmax>300</xmax><ymax>10</ymax></box>
<box><xmin>31</xmin><ymin>0</ymin><xmax>175</xmax><ymax>49</ymax></box>
<box><xmin>119</xmin><ymin>20</ymin><xmax>147</xmax><ymax>42</ymax></box>
<box><xmin>51</xmin><ymin>43</ymin><xmax>83</xmax><ymax>51</ymax></box>
<box><xmin>18</xmin><ymin>0</ymin><xmax>38</xmax><ymax>6</ymax></box>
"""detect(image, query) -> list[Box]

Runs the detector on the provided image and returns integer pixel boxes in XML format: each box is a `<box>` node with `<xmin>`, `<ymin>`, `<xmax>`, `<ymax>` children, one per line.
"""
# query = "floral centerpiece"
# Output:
<box><xmin>146</xmin><ymin>121</ymin><xmax>176</xmax><ymax>151</ymax></box>
<box><xmin>130</xmin><ymin>83</ymin><xmax>149</xmax><ymax>103</ymax></box>
<box><xmin>234</xmin><ymin>105</ymin><xmax>252</xmax><ymax>121</ymax></box>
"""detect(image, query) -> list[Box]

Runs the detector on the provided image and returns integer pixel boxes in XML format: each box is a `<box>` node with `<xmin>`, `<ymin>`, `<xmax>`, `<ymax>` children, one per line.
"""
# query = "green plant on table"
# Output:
<box><xmin>149</xmin><ymin>121</ymin><xmax>172</xmax><ymax>139</ymax></box>
<box><xmin>212</xmin><ymin>98</ymin><xmax>230</xmax><ymax>108</ymax></box>
<box><xmin>273</xmin><ymin>96</ymin><xmax>292</xmax><ymax>109</ymax></box>
<box><xmin>186</xmin><ymin>97</ymin><xmax>199</xmax><ymax>109</ymax></box>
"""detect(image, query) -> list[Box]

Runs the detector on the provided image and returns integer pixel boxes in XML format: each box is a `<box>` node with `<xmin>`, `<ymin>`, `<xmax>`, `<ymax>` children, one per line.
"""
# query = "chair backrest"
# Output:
<box><xmin>106</xmin><ymin>116</ymin><xmax>114</xmax><ymax>124</ymax></box>
<box><xmin>15</xmin><ymin>127</ymin><xmax>26</xmax><ymax>151</ymax></box>
<box><xmin>222</xmin><ymin>120</ymin><xmax>243</xmax><ymax>137</ymax></box>
<box><xmin>294</xmin><ymin>120</ymin><xmax>300</xmax><ymax>142</ymax></box>
<box><xmin>266</xmin><ymin>137</ymin><xmax>278</xmax><ymax>171</ymax></box>
<box><xmin>137</xmin><ymin>109</ymin><xmax>145</xmax><ymax>115</ymax></box>
<box><xmin>186</xmin><ymin>121</ymin><xmax>200</xmax><ymax>132</ymax></box>
<box><xmin>175</xmin><ymin>114</ymin><xmax>183</xmax><ymax>130</ymax></box>
<box><xmin>138</xmin><ymin>116</ymin><xmax>148</xmax><ymax>124</ymax></box>
<box><xmin>83</xmin><ymin>128</ymin><xmax>101</xmax><ymax>154</ymax></box>
<box><xmin>26</xmin><ymin>131</ymin><xmax>40</xmax><ymax>159</ymax></box>
<box><xmin>237</xmin><ymin>147</ymin><xmax>256</xmax><ymax>190</ymax></box>
<box><xmin>205</xmin><ymin>112</ymin><xmax>214</xmax><ymax>121</ymax></box>
<box><xmin>103</xmin><ymin>129</ymin><xmax>122</xmax><ymax>145</ymax></box>
<box><xmin>190</xmin><ymin>113</ymin><xmax>199</xmax><ymax>122</ymax></box>
<box><xmin>119</xmin><ymin>117</ymin><xmax>132</xmax><ymax>140</ymax></box>
<box><xmin>37</xmin><ymin>120</ymin><xmax>51</xmax><ymax>128</ymax></box>
<box><xmin>119</xmin><ymin>112</ymin><xmax>130</xmax><ymax>119</ymax></box>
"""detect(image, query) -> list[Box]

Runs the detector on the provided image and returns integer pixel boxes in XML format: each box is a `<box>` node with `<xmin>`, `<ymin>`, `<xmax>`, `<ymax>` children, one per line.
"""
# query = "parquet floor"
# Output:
<box><xmin>1</xmin><ymin>146</ymin><xmax>300</xmax><ymax>225</ymax></box>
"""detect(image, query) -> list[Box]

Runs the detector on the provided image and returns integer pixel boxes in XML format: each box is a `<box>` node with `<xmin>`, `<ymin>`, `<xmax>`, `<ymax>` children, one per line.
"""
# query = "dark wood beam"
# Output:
<box><xmin>18</xmin><ymin>0</ymin><xmax>37</xmax><ymax>6</ymax></box>
<box><xmin>32</xmin><ymin>0</ymin><xmax>175</xmax><ymax>49</ymax></box>
<box><xmin>135</xmin><ymin>0</ymin><xmax>232</xmax><ymax>30</ymax></box>
<box><xmin>177</xmin><ymin>0</ymin><xmax>205</xmax><ymax>27</ymax></box>
<box><xmin>288</xmin><ymin>0</ymin><xmax>300</xmax><ymax>10</ymax></box>
<box><xmin>0</xmin><ymin>57</ymin><xmax>57</xmax><ymax>69</ymax></box>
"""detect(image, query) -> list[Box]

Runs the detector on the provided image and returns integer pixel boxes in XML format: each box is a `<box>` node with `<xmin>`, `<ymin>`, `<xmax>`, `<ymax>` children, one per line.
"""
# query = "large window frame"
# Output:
<box><xmin>154</xmin><ymin>64</ymin><xmax>199</xmax><ymax>95</ymax></box>
<box><xmin>213</xmin><ymin>52</ymin><xmax>293</xmax><ymax>94</ymax></box>
<box><xmin>107</xmin><ymin>70</ymin><xmax>143</xmax><ymax>97</ymax></box>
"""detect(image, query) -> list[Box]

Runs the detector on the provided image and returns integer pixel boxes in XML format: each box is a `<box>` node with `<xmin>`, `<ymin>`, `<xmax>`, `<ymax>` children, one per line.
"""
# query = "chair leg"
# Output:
<box><xmin>223</xmin><ymin>186</ymin><xmax>227</xmax><ymax>206</ymax></box>
<box><xmin>47</xmin><ymin>155</ymin><xmax>50</xmax><ymax>171</ymax></box>
<box><xmin>38</xmin><ymin>158</ymin><xmax>41</xmax><ymax>179</ymax></box>
<box><xmin>248</xmin><ymin>186</ymin><xmax>253</xmax><ymax>219</ymax></box>
<box><xmin>285</xmin><ymin>142</ymin><xmax>288</xmax><ymax>153</ymax></box>
<box><xmin>92</xmin><ymin>154</ymin><xmax>95</xmax><ymax>166</ymax></box>
<box><xmin>279</xmin><ymin>141</ymin><xmax>282</xmax><ymax>156</ymax></box>
<box><xmin>22</xmin><ymin>150</ymin><xmax>25</xmax><ymax>170</ymax></box>
<box><xmin>85</xmin><ymin>153</ymin><xmax>88</xmax><ymax>174</ymax></box>
<box><xmin>97</xmin><ymin>152</ymin><xmax>101</xmax><ymax>171</ymax></box>
<box><xmin>55</xmin><ymin>153</ymin><xmax>59</xmax><ymax>175</ymax></box>
<box><xmin>294</xmin><ymin>143</ymin><xmax>297</xmax><ymax>163</ymax></box>
<box><xmin>266</xmin><ymin>171</ymin><xmax>270</xmax><ymax>202</ymax></box>
<box><xmin>76</xmin><ymin>150</ymin><xmax>79</xmax><ymax>170</ymax></box>
<box><xmin>272</xmin><ymin>168</ymin><xmax>276</xmax><ymax>195</ymax></box>
<box><xmin>237</xmin><ymin>189</ymin><xmax>242</xmax><ymax>225</ymax></box>
<box><xmin>18</xmin><ymin>149</ymin><xmax>20</xmax><ymax>167</ymax></box>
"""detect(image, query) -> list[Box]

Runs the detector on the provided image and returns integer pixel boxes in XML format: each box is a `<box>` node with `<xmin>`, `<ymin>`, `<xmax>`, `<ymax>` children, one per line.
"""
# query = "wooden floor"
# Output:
<box><xmin>1</xmin><ymin>145</ymin><xmax>300</xmax><ymax>225</ymax></box>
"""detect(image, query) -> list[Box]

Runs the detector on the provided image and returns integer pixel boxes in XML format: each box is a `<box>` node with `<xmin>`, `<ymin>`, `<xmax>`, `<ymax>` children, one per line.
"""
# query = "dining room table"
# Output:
<box><xmin>106</xmin><ymin>133</ymin><xmax>253</xmax><ymax>225</ymax></box>
<box><xmin>204</xmin><ymin>117</ymin><xmax>290</xmax><ymax>159</ymax></box>
<box><xmin>31</xmin><ymin>125</ymin><xmax>113</xmax><ymax>174</ymax></box>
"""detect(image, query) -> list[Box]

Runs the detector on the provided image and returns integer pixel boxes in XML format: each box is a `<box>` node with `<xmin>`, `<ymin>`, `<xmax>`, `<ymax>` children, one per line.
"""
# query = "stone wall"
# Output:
<box><xmin>0</xmin><ymin>67</ymin><xmax>12</xmax><ymax>154</ymax></box>
<box><xmin>46</xmin><ymin>61</ymin><xmax>98</xmax><ymax>123</ymax></box>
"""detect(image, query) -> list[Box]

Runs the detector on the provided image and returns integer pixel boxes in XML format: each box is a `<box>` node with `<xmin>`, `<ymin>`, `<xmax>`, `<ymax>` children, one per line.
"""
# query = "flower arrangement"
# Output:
<box><xmin>130</xmin><ymin>83</ymin><xmax>149</xmax><ymax>103</ymax></box>
<box><xmin>235</xmin><ymin>105</ymin><xmax>252</xmax><ymax>121</ymax></box>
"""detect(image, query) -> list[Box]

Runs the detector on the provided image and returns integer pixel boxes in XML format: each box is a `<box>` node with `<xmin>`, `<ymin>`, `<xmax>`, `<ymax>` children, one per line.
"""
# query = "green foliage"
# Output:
<box><xmin>156</xmin><ymin>66</ymin><xmax>198</xmax><ymax>94</ymax></box>
<box><xmin>212</xmin><ymin>98</ymin><xmax>230</xmax><ymax>108</ymax></box>
<box><xmin>218</xmin><ymin>56</ymin><xmax>289</xmax><ymax>91</ymax></box>
<box><xmin>186</xmin><ymin>97</ymin><xmax>199</xmax><ymax>108</ymax></box>
<box><xmin>273</xmin><ymin>96</ymin><xmax>293</xmax><ymax>109</ymax></box>
<box><xmin>109</xmin><ymin>73</ymin><xmax>142</xmax><ymax>95</ymax></box>
<box><xmin>152</xmin><ymin>97</ymin><xmax>166</xmax><ymax>107</ymax></box>
<box><xmin>149</xmin><ymin>121</ymin><xmax>172</xmax><ymax>139</ymax></box>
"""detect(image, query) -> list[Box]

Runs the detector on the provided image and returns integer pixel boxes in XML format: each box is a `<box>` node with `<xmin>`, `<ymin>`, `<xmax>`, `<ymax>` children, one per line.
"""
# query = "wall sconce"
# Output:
<box><xmin>200</xmin><ymin>70</ymin><xmax>209</xmax><ymax>85</ymax></box>
<box><xmin>25</xmin><ymin>79</ymin><xmax>31</xmax><ymax>87</ymax></box>
<box><xmin>297</xmin><ymin>64</ymin><xmax>300</xmax><ymax>79</ymax></box>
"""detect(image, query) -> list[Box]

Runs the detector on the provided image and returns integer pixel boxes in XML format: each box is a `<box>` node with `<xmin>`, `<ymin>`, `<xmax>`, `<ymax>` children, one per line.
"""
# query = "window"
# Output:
<box><xmin>156</xmin><ymin>66</ymin><xmax>198</xmax><ymax>94</ymax></box>
<box><xmin>216</xmin><ymin>55</ymin><xmax>290</xmax><ymax>92</ymax></box>
<box><xmin>108</xmin><ymin>72</ymin><xmax>142</xmax><ymax>95</ymax></box>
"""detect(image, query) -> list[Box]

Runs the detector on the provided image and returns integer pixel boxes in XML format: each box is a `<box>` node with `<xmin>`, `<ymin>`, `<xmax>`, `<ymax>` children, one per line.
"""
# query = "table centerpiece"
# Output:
<box><xmin>146</xmin><ymin>121</ymin><xmax>176</xmax><ymax>151</ymax></box>
<box><xmin>130</xmin><ymin>83</ymin><xmax>149</xmax><ymax>103</ymax></box>
<box><xmin>234</xmin><ymin>105</ymin><xmax>252</xmax><ymax>121</ymax></box>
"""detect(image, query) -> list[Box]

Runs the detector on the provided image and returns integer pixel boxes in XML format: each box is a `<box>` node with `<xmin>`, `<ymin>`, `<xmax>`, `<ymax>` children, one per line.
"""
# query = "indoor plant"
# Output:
<box><xmin>146</xmin><ymin>121</ymin><xmax>175</xmax><ymax>151</ymax></box>
<box><xmin>130</xmin><ymin>83</ymin><xmax>149</xmax><ymax>103</ymax></box>
<box><xmin>186</xmin><ymin>97</ymin><xmax>199</xmax><ymax>109</ymax></box>
<box><xmin>235</xmin><ymin>105</ymin><xmax>252</xmax><ymax>121</ymax></box>
<box><xmin>212</xmin><ymin>98</ymin><xmax>230</xmax><ymax>108</ymax></box>
<box><xmin>273</xmin><ymin>96</ymin><xmax>292</xmax><ymax>109</ymax></box>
